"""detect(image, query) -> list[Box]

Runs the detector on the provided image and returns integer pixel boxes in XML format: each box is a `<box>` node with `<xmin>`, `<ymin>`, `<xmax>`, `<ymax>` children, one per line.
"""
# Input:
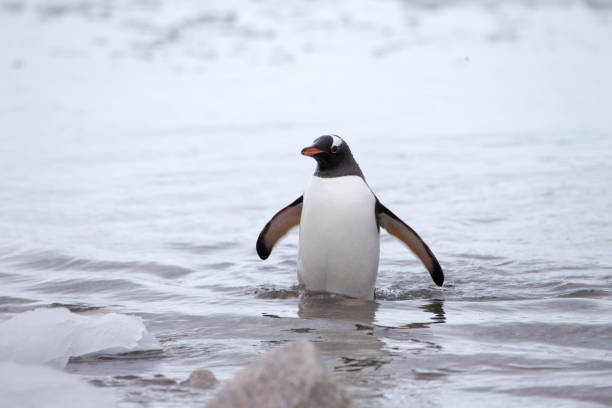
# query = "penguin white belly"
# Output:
<box><xmin>298</xmin><ymin>176</ymin><xmax>380</xmax><ymax>299</ymax></box>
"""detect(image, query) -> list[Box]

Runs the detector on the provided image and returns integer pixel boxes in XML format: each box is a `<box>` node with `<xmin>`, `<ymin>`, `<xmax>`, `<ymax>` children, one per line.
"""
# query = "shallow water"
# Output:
<box><xmin>1</xmin><ymin>1</ymin><xmax>612</xmax><ymax>407</ymax></box>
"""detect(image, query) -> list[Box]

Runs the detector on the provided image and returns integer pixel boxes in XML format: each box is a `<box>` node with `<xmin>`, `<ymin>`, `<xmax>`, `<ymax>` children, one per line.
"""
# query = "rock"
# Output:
<box><xmin>181</xmin><ymin>369</ymin><xmax>218</xmax><ymax>389</ymax></box>
<box><xmin>206</xmin><ymin>340</ymin><xmax>355</xmax><ymax>408</ymax></box>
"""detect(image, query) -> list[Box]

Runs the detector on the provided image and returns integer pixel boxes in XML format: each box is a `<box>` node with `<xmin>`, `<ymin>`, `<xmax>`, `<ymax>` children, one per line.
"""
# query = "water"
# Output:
<box><xmin>1</xmin><ymin>1</ymin><xmax>612</xmax><ymax>407</ymax></box>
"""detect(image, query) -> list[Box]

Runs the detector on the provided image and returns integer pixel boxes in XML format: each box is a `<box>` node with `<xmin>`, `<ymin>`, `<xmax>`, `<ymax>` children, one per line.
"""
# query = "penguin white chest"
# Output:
<box><xmin>298</xmin><ymin>176</ymin><xmax>380</xmax><ymax>299</ymax></box>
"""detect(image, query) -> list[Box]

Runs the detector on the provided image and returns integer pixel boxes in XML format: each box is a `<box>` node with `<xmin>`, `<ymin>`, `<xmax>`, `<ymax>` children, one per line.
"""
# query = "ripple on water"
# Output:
<box><xmin>0</xmin><ymin>296</ymin><xmax>38</xmax><ymax>314</ymax></box>
<box><xmin>31</xmin><ymin>278</ymin><xmax>143</xmax><ymax>295</ymax></box>
<box><xmin>469</xmin><ymin>384</ymin><xmax>612</xmax><ymax>408</ymax></box>
<box><xmin>0</xmin><ymin>296</ymin><xmax>36</xmax><ymax>305</ymax></box>
<box><xmin>70</xmin><ymin>349</ymin><xmax>165</xmax><ymax>364</ymax></box>
<box><xmin>167</xmin><ymin>241</ymin><xmax>240</xmax><ymax>254</ymax></box>
<box><xmin>557</xmin><ymin>289</ymin><xmax>610</xmax><ymax>298</ymax></box>
<box><xmin>3</xmin><ymin>249</ymin><xmax>194</xmax><ymax>279</ymax></box>
<box><xmin>48</xmin><ymin>302</ymin><xmax>105</xmax><ymax>313</ymax></box>
<box><xmin>453</xmin><ymin>252</ymin><xmax>508</xmax><ymax>261</ymax></box>
<box><xmin>446</xmin><ymin>322</ymin><xmax>612</xmax><ymax>351</ymax></box>
<box><xmin>201</xmin><ymin>262</ymin><xmax>235</xmax><ymax>270</ymax></box>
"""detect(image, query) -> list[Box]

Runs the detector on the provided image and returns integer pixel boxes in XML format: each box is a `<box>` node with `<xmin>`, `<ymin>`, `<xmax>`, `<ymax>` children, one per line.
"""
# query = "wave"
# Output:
<box><xmin>2</xmin><ymin>249</ymin><xmax>193</xmax><ymax>279</ymax></box>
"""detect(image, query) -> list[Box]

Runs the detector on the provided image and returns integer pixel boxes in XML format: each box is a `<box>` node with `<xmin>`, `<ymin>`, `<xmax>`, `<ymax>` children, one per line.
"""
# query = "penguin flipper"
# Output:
<box><xmin>256</xmin><ymin>196</ymin><xmax>303</xmax><ymax>260</ymax></box>
<box><xmin>375</xmin><ymin>200</ymin><xmax>444</xmax><ymax>286</ymax></box>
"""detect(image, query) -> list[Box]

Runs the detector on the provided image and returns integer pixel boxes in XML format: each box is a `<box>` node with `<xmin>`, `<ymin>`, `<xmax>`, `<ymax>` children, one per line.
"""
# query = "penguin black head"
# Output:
<box><xmin>301</xmin><ymin>135</ymin><xmax>346</xmax><ymax>167</ymax></box>
<box><xmin>301</xmin><ymin>135</ymin><xmax>364</xmax><ymax>179</ymax></box>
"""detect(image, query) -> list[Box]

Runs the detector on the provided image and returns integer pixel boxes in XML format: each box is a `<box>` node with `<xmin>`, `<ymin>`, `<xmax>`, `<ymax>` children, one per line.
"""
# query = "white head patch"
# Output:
<box><xmin>330</xmin><ymin>135</ymin><xmax>343</xmax><ymax>149</ymax></box>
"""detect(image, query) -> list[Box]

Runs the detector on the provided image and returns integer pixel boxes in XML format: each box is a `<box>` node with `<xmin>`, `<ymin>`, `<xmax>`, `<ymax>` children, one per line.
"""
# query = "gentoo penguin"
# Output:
<box><xmin>256</xmin><ymin>135</ymin><xmax>443</xmax><ymax>300</ymax></box>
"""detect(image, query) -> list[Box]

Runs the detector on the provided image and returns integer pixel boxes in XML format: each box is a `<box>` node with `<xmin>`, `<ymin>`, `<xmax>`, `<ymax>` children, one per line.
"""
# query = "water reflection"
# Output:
<box><xmin>296</xmin><ymin>296</ymin><xmax>447</xmax><ymax>331</ymax></box>
<box><xmin>295</xmin><ymin>295</ymin><xmax>388</xmax><ymax>382</ymax></box>
<box><xmin>295</xmin><ymin>295</ymin><xmax>447</xmax><ymax>379</ymax></box>
<box><xmin>298</xmin><ymin>295</ymin><xmax>378</xmax><ymax>324</ymax></box>
<box><xmin>374</xmin><ymin>299</ymin><xmax>446</xmax><ymax>329</ymax></box>
<box><xmin>420</xmin><ymin>299</ymin><xmax>446</xmax><ymax>324</ymax></box>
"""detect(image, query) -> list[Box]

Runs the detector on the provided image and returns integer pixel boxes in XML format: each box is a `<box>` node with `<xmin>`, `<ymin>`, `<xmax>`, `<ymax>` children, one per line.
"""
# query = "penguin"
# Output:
<box><xmin>256</xmin><ymin>135</ymin><xmax>444</xmax><ymax>300</ymax></box>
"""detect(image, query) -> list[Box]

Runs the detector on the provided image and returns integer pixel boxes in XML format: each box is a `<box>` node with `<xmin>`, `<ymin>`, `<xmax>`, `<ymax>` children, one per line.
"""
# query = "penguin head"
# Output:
<box><xmin>301</xmin><ymin>135</ymin><xmax>348</xmax><ymax>170</ymax></box>
<box><xmin>301</xmin><ymin>135</ymin><xmax>364</xmax><ymax>178</ymax></box>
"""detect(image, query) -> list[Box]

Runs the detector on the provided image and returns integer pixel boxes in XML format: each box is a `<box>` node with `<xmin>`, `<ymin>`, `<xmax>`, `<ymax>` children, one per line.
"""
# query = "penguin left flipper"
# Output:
<box><xmin>375</xmin><ymin>200</ymin><xmax>444</xmax><ymax>286</ymax></box>
<box><xmin>256</xmin><ymin>196</ymin><xmax>303</xmax><ymax>260</ymax></box>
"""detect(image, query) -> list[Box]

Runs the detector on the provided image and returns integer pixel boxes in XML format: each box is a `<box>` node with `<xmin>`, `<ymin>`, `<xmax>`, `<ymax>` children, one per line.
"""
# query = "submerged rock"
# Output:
<box><xmin>206</xmin><ymin>340</ymin><xmax>354</xmax><ymax>408</ymax></box>
<box><xmin>181</xmin><ymin>369</ymin><xmax>218</xmax><ymax>389</ymax></box>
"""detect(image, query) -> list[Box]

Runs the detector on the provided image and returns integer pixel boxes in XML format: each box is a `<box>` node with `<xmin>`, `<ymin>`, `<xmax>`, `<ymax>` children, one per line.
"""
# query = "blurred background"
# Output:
<box><xmin>1</xmin><ymin>1</ymin><xmax>611</xmax><ymax>407</ymax></box>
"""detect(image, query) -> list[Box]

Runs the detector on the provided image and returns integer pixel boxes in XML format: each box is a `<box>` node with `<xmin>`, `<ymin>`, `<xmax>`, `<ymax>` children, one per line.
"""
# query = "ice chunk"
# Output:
<box><xmin>0</xmin><ymin>308</ymin><xmax>161</xmax><ymax>368</ymax></box>
<box><xmin>0</xmin><ymin>361</ymin><xmax>116</xmax><ymax>408</ymax></box>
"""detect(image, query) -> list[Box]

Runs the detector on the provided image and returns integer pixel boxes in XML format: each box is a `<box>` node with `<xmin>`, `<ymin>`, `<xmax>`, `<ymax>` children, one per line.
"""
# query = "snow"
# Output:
<box><xmin>0</xmin><ymin>307</ymin><xmax>161</xmax><ymax>368</ymax></box>
<box><xmin>0</xmin><ymin>308</ymin><xmax>160</xmax><ymax>407</ymax></box>
<box><xmin>0</xmin><ymin>361</ymin><xmax>116</xmax><ymax>408</ymax></box>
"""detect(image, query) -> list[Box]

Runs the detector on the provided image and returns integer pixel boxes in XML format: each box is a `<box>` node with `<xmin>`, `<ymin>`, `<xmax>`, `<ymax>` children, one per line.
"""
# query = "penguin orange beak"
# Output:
<box><xmin>301</xmin><ymin>147</ymin><xmax>325</xmax><ymax>156</ymax></box>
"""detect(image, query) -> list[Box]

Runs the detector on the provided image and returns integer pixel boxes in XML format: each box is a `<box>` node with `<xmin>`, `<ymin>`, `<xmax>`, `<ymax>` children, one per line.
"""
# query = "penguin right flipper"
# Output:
<box><xmin>256</xmin><ymin>196</ymin><xmax>303</xmax><ymax>259</ymax></box>
<box><xmin>375</xmin><ymin>200</ymin><xmax>444</xmax><ymax>286</ymax></box>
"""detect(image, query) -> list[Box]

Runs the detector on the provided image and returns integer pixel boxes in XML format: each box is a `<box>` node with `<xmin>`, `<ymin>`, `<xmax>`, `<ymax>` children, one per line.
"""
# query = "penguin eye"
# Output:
<box><xmin>331</xmin><ymin>145</ymin><xmax>339</xmax><ymax>153</ymax></box>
